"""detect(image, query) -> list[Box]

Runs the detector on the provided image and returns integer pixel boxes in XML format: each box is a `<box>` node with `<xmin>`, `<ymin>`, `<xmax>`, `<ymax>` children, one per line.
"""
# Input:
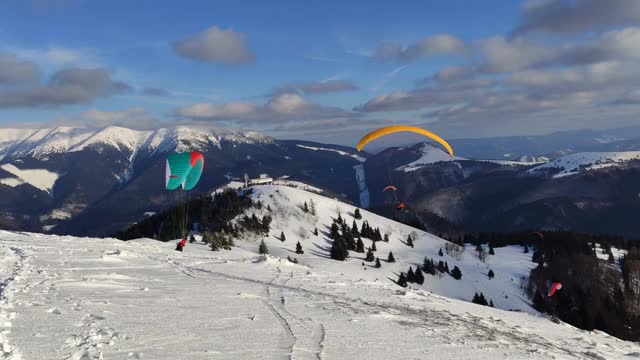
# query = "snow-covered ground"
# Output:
<box><xmin>242</xmin><ymin>184</ymin><xmax>535</xmax><ymax>313</ymax></box>
<box><xmin>0</xmin><ymin>164</ymin><xmax>59</xmax><ymax>193</ymax></box>
<box><xmin>296</xmin><ymin>144</ymin><xmax>366</xmax><ymax>163</ymax></box>
<box><xmin>529</xmin><ymin>151</ymin><xmax>640</xmax><ymax>178</ymax></box>
<box><xmin>0</xmin><ymin>231</ymin><xmax>638</xmax><ymax>360</ymax></box>
<box><xmin>396</xmin><ymin>144</ymin><xmax>542</xmax><ymax>172</ymax></box>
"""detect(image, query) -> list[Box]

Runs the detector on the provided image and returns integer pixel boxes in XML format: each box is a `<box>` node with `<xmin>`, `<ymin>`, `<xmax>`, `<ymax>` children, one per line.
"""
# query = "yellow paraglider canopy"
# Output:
<box><xmin>356</xmin><ymin>125</ymin><xmax>454</xmax><ymax>156</ymax></box>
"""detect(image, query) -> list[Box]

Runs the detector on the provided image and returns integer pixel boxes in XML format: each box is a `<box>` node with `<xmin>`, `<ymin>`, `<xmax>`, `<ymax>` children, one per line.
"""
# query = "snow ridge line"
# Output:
<box><xmin>0</xmin><ymin>247</ymin><xmax>27</xmax><ymax>359</ymax></box>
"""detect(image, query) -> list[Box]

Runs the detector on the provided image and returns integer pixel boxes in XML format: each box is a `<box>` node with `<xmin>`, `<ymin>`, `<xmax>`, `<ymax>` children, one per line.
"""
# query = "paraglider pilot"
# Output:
<box><xmin>176</xmin><ymin>238</ymin><xmax>187</xmax><ymax>252</ymax></box>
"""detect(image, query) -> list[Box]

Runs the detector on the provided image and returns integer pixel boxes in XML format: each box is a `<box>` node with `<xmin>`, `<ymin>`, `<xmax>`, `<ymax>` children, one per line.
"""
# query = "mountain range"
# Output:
<box><xmin>1</xmin><ymin>124</ymin><xmax>640</xmax><ymax>238</ymax></box>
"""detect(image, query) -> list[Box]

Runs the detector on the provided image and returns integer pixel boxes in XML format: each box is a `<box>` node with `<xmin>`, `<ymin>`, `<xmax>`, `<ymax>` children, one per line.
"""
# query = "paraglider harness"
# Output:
<box><xmin>176</xmin><ymin>239</ymin><xmax>187</xmax><ymax>252</ymax></box>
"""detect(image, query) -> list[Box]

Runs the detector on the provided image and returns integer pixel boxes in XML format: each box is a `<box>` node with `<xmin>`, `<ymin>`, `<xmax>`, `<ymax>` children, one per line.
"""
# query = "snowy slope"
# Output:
<box><xmin>529</xmin><ymin>151</ymin><xmax>640</xmax><ymax>178</ymax></box>
<box><xmin>230</xmin><ymin>182</ymin><xmax>535</xmax><ymax>313</ymax></box>
<box><xmin>397</xmin><ymin>144</ymin><xmax>466</xmax><ymax>171</ymax></box>
<box><xmin>296</xmin><ymin>144</ymin><xmax>366</xmax><ymax>162</ymax></box>
<box><xmin>0</xmin><ymin>231</ymin><xmax>638</xmax><ymax>360</ymax></box>
<box><xmin>0</xmin><ymin>164</ymin><xmax>58</xmax><ymax>192</ymax></box>
<box><xmin>396</xmin><ymin>144</ymin><xmax>540</xmax><ymax>172</ymax></box>
<box><xmin>0</xmin><ymin>125</ymin><xmax>275</xmax><ymax>161</ymax></box>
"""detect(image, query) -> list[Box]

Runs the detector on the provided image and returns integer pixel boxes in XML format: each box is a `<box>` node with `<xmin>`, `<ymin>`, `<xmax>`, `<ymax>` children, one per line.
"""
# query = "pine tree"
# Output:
<box><xmin>375</xmin><ymin>257</ymin><xmax>381</xmax><ymax>268</ymax></box>
<box><xmin>472</xmin><ymin>292</ymin><xmax>480</xmax><ymax>304</ymax></box>
<box><xmin>356</xmin><ymin>237</ymin><xmax>365</xmax><ymax>253</ymax></box>
<box><xmin>210</xmin><ymin>235</ymin><xmax>219</xmax><ymax>251</ymax></box>
<box><xmin>337</xmin><ymin>213</ymin><xmax>343</xmax><ymax>224</ymax></box>
<box><xmin>259</xmin><ymin>239</ymin><xmax>269</xmax><ymax>255</ymax></box>
<box><xmin>303</xmin><ymin>202</ymin><xmax>309</xmax><ymax>213</ymax></box>
<box><xmin>414</xmin><ymin>266</ymin><xmax>425</xmax><ymax>285</ymax></box>
<box><xmin>295</xmin><ymin>241</ymin><xmax>304</xmax><ymax>255</ymax></box>
<box><xmin>450</xmin><ymin>266</ymin><xmax>462</xmax><ymax>280</ymax></box>
<box><xmin>309</xmin><ymin>199</ymin><xmax>316</xmax><ymax>215</ymax></box>
<box><xmin>406</xmin><ymin>234</ymin><xmax>414</xmax><ymax>248</ymax></box>
<box><xmin>488</xmin><ymin>269</ymin><xmax>495</xmax><ymax>279</ymax></box>
<box><xmin>533</xmin><ymin>290</ymin><xmax>545</xmax><ymax>312</ymax></box>
<box><xmin>489</xmin><ymin>299</ymin><xmax>494</xmax><ymax>307</ymax></box>
<box><xmin>330</xmin><ymin>238</ymin><xmax>348</xmax><ymax>261</ymax></box>
<box><xmin>524</xmin><ymin>245</ymin><xmax>529</xmax><ymax>253</ymax></box>
<box><xmin>437</xmin><ymin>260</ymin><xmax>445</xmax><ymax>273</ymax></box>
<box><xmin>397</xmin><ymin>272</ymin><xmax>408</xmax><ymax>287</ymax></box>
<box><xmin>371</xmin><ymin>241</ymin><xmax>377</xmax><ymax>252</ymax></box>
<box><xmin>489</xmin><ymin>245</ymin><xmax>495</xmax><ymax>255</ymax></box>
<box><xmin>352</xmin><ymin>220</ymin><xmax>359</xmax><ymax>236</ymax></box>
<box><xmin>407</xmin><ymin>267</ymin><xmax>416</xmax><ymax>283</ymax></box>
<box><xmin>365</xmin><ymin>247</ymin><xmax>375</xmax><ymax>262</ymax></box>
<box><xmin>189</xmin><ymin>233</ymin><xmax>196</xmax><ymax>243</ymax></box>
<box><xmin>313</xmin><ymin>227</ymin><xmax>319</xmax><ymax>236</ymax></box>
<box><xmin>267</xmin><ymin>204</ymin><xmax>272</xmax><ymax>212</ymax></box>
<box><xmin>387</xmin><ymin>251</ymin><xmax>396</xmax><ymax>263</ymax></box>
<box><xmin>384</xmin><ymin>233</ymin><xmax>390</xmax><ymax>242</ymax></box>
<box><xmin>280</xmin><ymin>231</ymin><xmax>286</xmax><ymax>242</ymax></box>
<box><xmin>478</xmin><ymin>293</ymin><xmax>488</xmax><ymax>306</ymax></box>
<box><xmin>438</xmin><ymin>248</ymin><xmax>443</xmax><ymax>256</ymax></box>
<box><xmin>354</xmin><ymin>208</ymin><xmax>362</xmax><ymax>220</ymax></box>
<box><xmin>444</xmin><ymin>261</ymin><xmax>450</xmax><ymax>273</ymax></box>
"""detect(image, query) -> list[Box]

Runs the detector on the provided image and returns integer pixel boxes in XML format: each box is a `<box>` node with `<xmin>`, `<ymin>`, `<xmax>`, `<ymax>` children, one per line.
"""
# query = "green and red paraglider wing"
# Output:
<box><xmin>165</xmin><ymin>151</ymin><xmax>204</xmax><ymax>190</ymax></box>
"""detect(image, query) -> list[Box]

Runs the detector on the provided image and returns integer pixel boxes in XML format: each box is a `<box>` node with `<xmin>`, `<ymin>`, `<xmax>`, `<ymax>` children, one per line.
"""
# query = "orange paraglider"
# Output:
<box><xmin>357</xmin><ymin>125</ymin><xmax>454</xmax><ymax>156</ymax></box>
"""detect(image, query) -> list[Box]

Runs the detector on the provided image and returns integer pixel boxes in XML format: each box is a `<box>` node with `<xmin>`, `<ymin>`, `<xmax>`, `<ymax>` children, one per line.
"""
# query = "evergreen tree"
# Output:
<box><xmin>309</xmin><ymin>199</ymin><xmax>316</xmax><ymax>215</ymax></box>
<box><xmin>524</xmin><ymin>245</ymin><xmax>530</xmax><ymax>253</ymax></box>
<box><xmin>330</xmin><ymin>238</ymin><xmax>348</xmax><ymax>261</ymax></box>
<box><xmin>303</xmin><ymin>201</ymin><xmax>309</xmax><ymax>213</ymax></box>
<box><xmin>489</xmin><ymin>245</ymin><xmax>495</xmax><ymax>255</ymax></box>
<box><xmin>189</xmin><ymin>233</ymin><xmax>196</xmax><ymax>243</ymax></box>
<box><xmin>337</xmin><ymin>213</ymin><xmax>343</xmax><ymax>224</ymax></box>
<box><xmin>371</xmin><ymin>241</ymin><xmax>377</xmax><ymax>252</ymax></box>
<box><xmin>387</xmin><ymin>251</ymin><xmax>396</xmax><ymax>263</ymax></box>
<box><xmin>313</xmin><ymin>227</ymin><xmax>319</xmax><ymax>236</ymax></box>
<box><xmin>533</xmin><ymin>290</ymin><xmax>545</xmax><ymax>312</ymax></box>
<box><xmin>356</xmin><ymin>237</ymin><xmax>365</xmax><ymax>253</ymax></box>
<box><xmin>295</xmin><ymin>241</ymin><xmax>304</xmax><ymax>255</ymax></box>
<box><xmin>267</xmin><ymin>204</ymin><xmax>272</xmax><ymax>212</ymax></box>
<box><xmin>384</xmin><ymin>233</ymin><xmax>390</xmax><ymax>242</ymax></box>
<box><xmin>397</xmin><ymin>272</ymin><xmax>408</xmax><ymax>287</ymax></box>
<box><xmin>375</xmin><ymin>257</ymin><xmax>381</xmax><ymax>268</ymax></box>
<box><xmin>488</xmin><ymin>269</ymin><xmax>495</xmax><ymax>279</ymax></box>
<box><xmin>280</xmin><ymin>231</ymin><xmax>286</xmax><ymax>242</ymax></box>
<box><xmin>478</xmin><ymin>293</ymin><xmax>488</xmax><ymax>306</ymax></box>
<box><xmin>444</xmin><ymin>262</ymin><xmax>449</xmax><ymax>273</ymax></box>
<box><xmin>437</xmin><ymin>260</ymin><xmax>445</xmax><ymax>273</ymax></box>
<box><xmin>407</xmin><ymin>266</ymin><xmax>416</xmax><ymax>283</ymax></box>
<box><xmin>352</xmin><ymin>220</ymin><xmax>359</xmax><ymax>236</ymax></box>
<box><xmin>438</xmin><ymin>248</ymin><xmax>443</xmax><ymax>257</ymax></box>
<box><xmin>210</xmin><ymin>235</ymin><xmax>219</xmax><ymax>251</ymax></box>
<box><xmin>365</xmin><ymin>247</ymin><xmax>375</xmax><ymax>262</ymax></box>
<box><xmin>414</xmin><ymin>266</ymin><xmax>425</xmax><ymax>285</ymax></box>
<box><xmin>407</xmin><ymin>234</ymin><xmax>414</xmax><ymax>248</ymax></box>
<box><xmin>259</xmin><ymin>239</ymin><xmax>269</xmax><ymax>255</ymax></box>
<box><xmin>489</xmin><ymin>299</ymin><xmax>494</xmax><ymax>307</ymax></box>
<box><xmin>354</xmin><ymin>208</ymin><xmax>362</xmax><ymax>220</ymax></box>
<box><xmin>472</xmin><ymin>292</ymin><xmax>480</xmax><ymax>304</ymax></box>
<box><xmin>451</xmin><ymin>266</ymin><xmax>462</xmax><ymax>280</ymax></box>
<box><xmin>329</xmin><ymin>222</ymin><xmax>340</xmax><ymax>240</ymax></box>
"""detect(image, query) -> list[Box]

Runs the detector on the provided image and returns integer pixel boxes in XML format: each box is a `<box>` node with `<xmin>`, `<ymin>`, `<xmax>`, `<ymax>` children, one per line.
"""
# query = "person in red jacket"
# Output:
<box><xmin>176</xmin><ymin>238</ymin><xmax>187</xmax><ymax>252</ymax></box>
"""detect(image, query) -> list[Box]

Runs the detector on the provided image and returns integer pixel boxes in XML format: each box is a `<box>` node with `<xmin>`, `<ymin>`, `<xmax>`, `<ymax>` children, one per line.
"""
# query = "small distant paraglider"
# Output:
<box><xmin>548</xmin><ymin>282</ymin><xmax>563</xmax><ymax>297</ymax></box>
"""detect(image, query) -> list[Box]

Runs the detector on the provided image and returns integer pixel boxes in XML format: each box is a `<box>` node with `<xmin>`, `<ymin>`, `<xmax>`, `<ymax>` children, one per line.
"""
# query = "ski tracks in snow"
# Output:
<box><xmin>0</xmin><ymin>247</ymin><xmax>26</xmax><ymax>359</ymax></box>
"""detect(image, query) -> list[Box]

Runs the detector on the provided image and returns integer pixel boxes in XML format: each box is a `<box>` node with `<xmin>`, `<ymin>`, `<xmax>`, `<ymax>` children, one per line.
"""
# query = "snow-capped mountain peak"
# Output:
<box><xmin>397</xmin><ymin>143</ymin><xmax>466</xmax><ymax>172</ymax></box>
<box><xmin>529</xmin><ymin>151</ymin><xmax>640</xmax><ymax>178</ymax></box>
<box><xmin>0</xmin><ymin>125</ymin><xmax>275</xmax><ymax>161</ymax></box>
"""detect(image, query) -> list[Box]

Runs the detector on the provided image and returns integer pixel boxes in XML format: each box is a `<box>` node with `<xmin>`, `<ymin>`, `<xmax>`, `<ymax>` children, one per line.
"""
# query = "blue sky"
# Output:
<box><xmin>1</xmin><ymin>0</ymin><xmax>640</xmax><ymax>145</ymax></box>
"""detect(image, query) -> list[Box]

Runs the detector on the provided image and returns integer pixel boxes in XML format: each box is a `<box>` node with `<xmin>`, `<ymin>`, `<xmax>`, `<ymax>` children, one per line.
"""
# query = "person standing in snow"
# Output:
<box><xmin>176</xmin><ymin>238</ymin><xmax>187</xmax><ymax>252</ymax></box>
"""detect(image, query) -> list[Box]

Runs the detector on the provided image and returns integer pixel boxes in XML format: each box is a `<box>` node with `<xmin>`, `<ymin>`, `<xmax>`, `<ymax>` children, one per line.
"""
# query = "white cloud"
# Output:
<box><xmin>173</xmin><ymin>26</ymin><xmax>255</xmax><ymax>65</ymax></box>
<box><xmin>375</xmin><ymin>34</ymin><xmax>465</xmax><ymax>62</ymax></box>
